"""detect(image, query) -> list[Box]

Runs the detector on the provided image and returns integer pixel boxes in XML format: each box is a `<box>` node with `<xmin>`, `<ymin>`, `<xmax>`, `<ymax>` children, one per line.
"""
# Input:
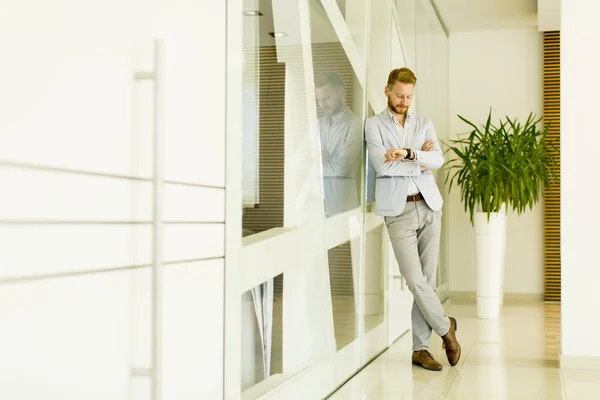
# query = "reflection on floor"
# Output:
<box><xmin>329</xmin><ymin>301</ymin><xmax>600</xmax><ymax>400</ymax></box>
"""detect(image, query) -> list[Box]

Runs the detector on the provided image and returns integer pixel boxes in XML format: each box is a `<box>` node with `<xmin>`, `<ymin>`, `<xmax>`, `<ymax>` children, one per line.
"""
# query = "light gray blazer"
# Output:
<box><xmin>365</xmin><ymin>109</ymin><xmax>444</xmax><ymax>216</ymax></box>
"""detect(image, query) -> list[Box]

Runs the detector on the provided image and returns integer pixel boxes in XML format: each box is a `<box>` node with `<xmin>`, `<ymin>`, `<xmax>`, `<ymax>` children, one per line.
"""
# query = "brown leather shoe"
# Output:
<box><xmin>412</xmin><ymin>350</ymin><xmax>443</xmax><ymax>371</ymax></box>
<box><xmin>442</xmin><ymin>317</ymin><xmax>461</xmax><ymax>366</ymax></box>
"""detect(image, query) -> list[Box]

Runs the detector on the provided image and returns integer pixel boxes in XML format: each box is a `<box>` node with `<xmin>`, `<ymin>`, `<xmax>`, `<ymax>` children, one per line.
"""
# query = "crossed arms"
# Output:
<box><xmin>365</xmin><ymin>117</ymin><xmax>444</xmax><ymax>177</ymax></box>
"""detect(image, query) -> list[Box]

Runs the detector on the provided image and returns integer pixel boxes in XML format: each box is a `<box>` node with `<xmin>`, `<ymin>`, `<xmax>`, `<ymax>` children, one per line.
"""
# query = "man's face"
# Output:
<box><xmin>316</xmin><ymin>84</ymin><xmax>344</xmax><ymax>116</ymax></box>
<box><xmin>385</xmin><ymin>82</ymin><xmax>414</xmax><ymax>115</ymax></box>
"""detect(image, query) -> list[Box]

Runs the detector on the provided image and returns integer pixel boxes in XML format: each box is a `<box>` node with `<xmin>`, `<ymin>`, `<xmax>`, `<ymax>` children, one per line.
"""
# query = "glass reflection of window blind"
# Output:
<box><xmin>242</xmin><ymin>46</ymin><xmax>286</xmax><ymax>234</ymax></box>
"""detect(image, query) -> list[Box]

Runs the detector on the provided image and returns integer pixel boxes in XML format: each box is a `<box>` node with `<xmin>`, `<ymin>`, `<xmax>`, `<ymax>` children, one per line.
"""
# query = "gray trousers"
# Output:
<box><xmin>385</xmin><ymin>199</ymin><xmax>450</xmax><ymax>351</ymax></box>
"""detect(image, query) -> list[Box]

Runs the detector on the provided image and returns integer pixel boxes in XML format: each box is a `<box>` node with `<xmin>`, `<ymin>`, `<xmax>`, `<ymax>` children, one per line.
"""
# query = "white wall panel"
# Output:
<box><xmin>0</xmin><ymin>167</ymin><xmax>152</xmax><ymax>221</ymax></box>
<box><xmin>0</xmin><ymin>224</ymin><xmax>223</xmax><ymax>280</ymax></box>
<box><xmin>0</xmin><ymin>0</ymin><xmax>226</xmax><ymax>183</ymax></box>
<box><xmin>1</xmin><ymin>0</ymin><xmax>227</xmax><ymax>399</ymax></box>
<box><xmin>152</xmin><ymin>0</ymin><xmax>226</xmax><ymax>188</ymax></box>
<box><xmin>0</xmin><ymin>166</ymin><xmax>224</xmax><ymax>223</ymax></box>
<box><xmin>131</xmin><ymin>377</ymin><xmax>151</xmax><ymax>400</ymax></box>
<box><xmin>561</xmin><ymin>0</ymin><xmax>600</xmax><ymax>359</ymax></box>
<box><xmin>164</xmin><ymin>186</ymin><xmax>225</xmax><ymax>223</ymax></box>
<box><xmin>131</xmin><ymin>79</ymin><xmax>155</xmax><ymax>179</ymax></box>
<box><xmin>164</xmin><ymin>224</ymin><xmax>225</xmax><ymax>261</ymax></box>
<box><xmin>0</xmin><ymin>0</ymin><xmax>142</xmax><ymax>177</ymax></box>
<box><xmin>0</xmin><ymin>271</ymin><xmax>130</xmax><ymax>400</ymax></box>
<box><xmin>129</xmin><ymin>268</ymin><xmax>152</xmax><ymax>369</ymax></box>
<box><xmin>162</xmin><ymin>259</ymin><xmax>224</xmax><ymax>399</ymax></box>
<box><xmin>162</xmin><ymin>49</ymin><xmax>226</xmax><ymax>188</ymax></box>
<box><xmin>0</xmin><ymin>225</ymin><xmax>149</xmax><ymax>279</ymax></box>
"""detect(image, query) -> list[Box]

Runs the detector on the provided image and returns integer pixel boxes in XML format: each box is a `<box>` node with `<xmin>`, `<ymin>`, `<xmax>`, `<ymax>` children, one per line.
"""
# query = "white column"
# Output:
<box><xmin>561</xmin><ymin>1</ymin><xmax>600</xmax><ymax>366</ymax></box>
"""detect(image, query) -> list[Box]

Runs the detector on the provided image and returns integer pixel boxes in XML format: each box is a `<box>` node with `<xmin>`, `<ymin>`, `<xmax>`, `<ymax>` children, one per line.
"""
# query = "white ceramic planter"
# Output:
<box><xmin>473</xmin><ymin>211</ymin><xmax>506</xmax><ymax>319</ymax></box>
<box><xmin>499</xmin><ymin>214</ymin><xmax>507</xmax><ymax>306</ymax></box>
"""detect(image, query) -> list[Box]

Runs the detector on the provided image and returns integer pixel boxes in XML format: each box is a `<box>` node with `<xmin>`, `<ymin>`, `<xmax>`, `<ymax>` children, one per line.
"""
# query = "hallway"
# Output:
<box><xmin>329</xmin><ymin>301</ymin><xmax>599</xmax><ymax>399</ymax></box>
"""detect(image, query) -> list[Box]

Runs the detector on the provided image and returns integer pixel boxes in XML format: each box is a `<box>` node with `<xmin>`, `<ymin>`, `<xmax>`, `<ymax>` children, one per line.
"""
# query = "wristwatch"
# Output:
<box><xmin>404</xmin><ymin>148</ymin><xmax>413</xmax><ymax>160</ymax></box>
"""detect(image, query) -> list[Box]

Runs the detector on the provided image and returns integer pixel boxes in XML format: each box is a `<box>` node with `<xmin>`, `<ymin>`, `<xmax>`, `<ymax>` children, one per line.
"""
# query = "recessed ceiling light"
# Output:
<box><xmin>268</xmin><ymin>32</ymin><xmax>287</xmax><ymax>37</ymax></box>
<box><xmin>243</xmin><ymin>11</ymin><xmax>263</xmax><ymax>16</ymax></box>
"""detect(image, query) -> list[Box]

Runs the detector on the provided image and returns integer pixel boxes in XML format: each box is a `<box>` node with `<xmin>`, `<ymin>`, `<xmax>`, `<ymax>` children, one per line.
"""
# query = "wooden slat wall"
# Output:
<box><xmin>543</xmin><ymin>31</ymin><xmax>561</xmax><ymax>302</ymax></box>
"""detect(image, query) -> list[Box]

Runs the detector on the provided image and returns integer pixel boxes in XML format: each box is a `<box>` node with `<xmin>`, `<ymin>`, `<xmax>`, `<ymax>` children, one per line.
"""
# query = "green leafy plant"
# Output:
<box><xmin>443</xmin><ymin>110</ymin><xmax>557</xmax><ymax>225</ymax></box>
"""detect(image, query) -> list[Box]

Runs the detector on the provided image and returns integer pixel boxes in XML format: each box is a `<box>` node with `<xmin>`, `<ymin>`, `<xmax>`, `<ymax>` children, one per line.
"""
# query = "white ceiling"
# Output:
<box><xmin>431</xmin><ymin>0</ymin><xmax>539</xmax><ymax>33</ymax></box>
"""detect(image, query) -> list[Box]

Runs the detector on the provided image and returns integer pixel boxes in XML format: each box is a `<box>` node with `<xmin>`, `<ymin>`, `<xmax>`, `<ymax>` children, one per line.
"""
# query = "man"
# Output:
<box><xmin>365</xmin><ymin>67</ymin><xmax>461</xmax><ymax>371</ymax></box>
<box><xmin>315</xmin><ymin>72</ymin><xmax>362</xmax><ymax>217</ymax></box>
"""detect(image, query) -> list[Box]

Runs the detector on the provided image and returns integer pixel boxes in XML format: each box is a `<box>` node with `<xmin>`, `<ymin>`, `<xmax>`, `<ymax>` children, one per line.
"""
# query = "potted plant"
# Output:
<box><xmin>444</xmin><ymin>110</ymin><xmax>556</xmax><ymax>319</ymax></box>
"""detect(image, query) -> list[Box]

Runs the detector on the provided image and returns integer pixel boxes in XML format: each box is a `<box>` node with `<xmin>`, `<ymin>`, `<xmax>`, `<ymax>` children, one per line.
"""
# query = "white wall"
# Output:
<box><xmin>561</xmin><ymin>1</ymin><xmax>600</xmax><ymax>361</ymax></box>
<box><xmin>448</xmin><ymin>28</ymin><xmax>544</xmax><ymax>295</ymax></box>
<box><xmin>0</xmin><ymin>0</ymin><xmax>226</xmax><ymax>398</ymax></box>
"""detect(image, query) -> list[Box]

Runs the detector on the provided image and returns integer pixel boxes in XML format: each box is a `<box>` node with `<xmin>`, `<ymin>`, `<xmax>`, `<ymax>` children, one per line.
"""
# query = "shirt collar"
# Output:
<box><xmin>386</xmin><ymin>107</ymin><xmax>414</xmax><ymax>124</ymax></box>
<box><xmin>329</xmin><ymin>106</ymin><xmax>349</xmax><ymax>124</ymax></box>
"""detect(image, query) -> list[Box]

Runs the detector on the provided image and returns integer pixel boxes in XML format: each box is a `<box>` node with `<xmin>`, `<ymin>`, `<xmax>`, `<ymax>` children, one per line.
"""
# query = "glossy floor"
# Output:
<box><xmin>329</xmin><ymin>301</ymin><xmax>600</xmax><ymax>399</ymax></box>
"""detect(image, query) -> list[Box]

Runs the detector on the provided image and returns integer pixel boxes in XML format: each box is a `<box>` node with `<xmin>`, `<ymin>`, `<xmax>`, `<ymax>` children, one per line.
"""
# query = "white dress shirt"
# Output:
<box><xmin>317</xmin><ymin>106</ymin><xmax>363</xmax><ymax>215</ymax></box>
<box><xmin>386</xmin><ymin>108</ymin><xmax>420</xmax><ymax>195</ymax></box>
<box><xmin>318</xmin><ymin>107</ymin><xmax>362</xmax><ymax>178</ymax></box>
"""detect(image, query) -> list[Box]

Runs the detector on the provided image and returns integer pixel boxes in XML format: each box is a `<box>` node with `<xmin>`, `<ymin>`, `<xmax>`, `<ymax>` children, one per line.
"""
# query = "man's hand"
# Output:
<box><xmin>384</xmin><ymin>147</ymin><xmax>407</xmax><ymax>163</ymax></box>
<box><xmin>420</xmin><ymin>140</ymin><xmax>435</xmax><ymax>170</ymax></box>
<box><xmin>422</xmin><ymin>140</ymin><xmax>435</xmax><ymax>152</ymax></box>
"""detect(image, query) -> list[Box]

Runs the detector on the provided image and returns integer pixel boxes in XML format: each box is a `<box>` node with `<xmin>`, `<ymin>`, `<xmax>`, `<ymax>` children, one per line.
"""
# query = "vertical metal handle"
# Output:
<box><xmin>152</xmin><ymin>39</ymin><xmax>166</xmax><ymax>400</ymax></box>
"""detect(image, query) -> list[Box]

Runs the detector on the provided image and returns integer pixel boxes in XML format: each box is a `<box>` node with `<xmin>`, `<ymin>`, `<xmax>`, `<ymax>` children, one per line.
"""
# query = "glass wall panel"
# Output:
<box><xmin>240</xmin><ymin>1</ymin><xmax>330</xmax><ymax>397</ymax></box>
<box><xmin>307</xmin><ymin>0</ymin><xmax>368</xmax><ymax>378</ymax></box>
<box><xmin>365</xmin><ymin>104</ymin><xmax>376</xmax><ymax>208</ymax></box>
<box><xmin>395</xmin><ymin>0</ymin><xmax>416</xmax><ymax>69</ymax></box>
<box><xmin>310</xmin><ymin>0</ymin><xmax>364</xmax><ymax>218</ymax></box>
<box><xmin>233</xmin><ymin>0</ymin><xmax>450</xmax><ymax>397</ymax></box>
<box><xmin>361</xmin><ymin>223</ymin><xmax>386</xmax><ymax>363</ymax></box>
<box><xmin>414</xmin><ymin>0</ymin><xmax>449</xmax><ymax>300</ymax></box>
<box><xmin>362</xmin><ymin>0</ymin><xmax>394</xmax><ymax>364</ymax></box>
<box><xmin>414</xmin><ymin>0</ymin><xmax>434</xmax><ymax>115</ymax></box>
<box><xmin>241</xmin><ymin>0</ymin><xmax>286</xmax><ymax>237</ymax></box>
<box><xmin>431</xmin><ymin>20</ymin><xmax>450</xmax><ymax>300</ymax></box>
<box><xmin>238</xmin><ymin>0</ymin><xmax>371</xmax><ymax>397</ymax></box>
<box><xmin>341</xmin><ymin>0</ymin><xmax>369</xmax><ymax>63</ymax></box>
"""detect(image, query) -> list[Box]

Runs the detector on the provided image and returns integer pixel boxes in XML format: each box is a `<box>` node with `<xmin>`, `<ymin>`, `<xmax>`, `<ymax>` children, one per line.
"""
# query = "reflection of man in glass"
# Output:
<box><xmin>315</xmin><ymin>72</ymin><xmax>362</xmax><ymax>217</ymax></box>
